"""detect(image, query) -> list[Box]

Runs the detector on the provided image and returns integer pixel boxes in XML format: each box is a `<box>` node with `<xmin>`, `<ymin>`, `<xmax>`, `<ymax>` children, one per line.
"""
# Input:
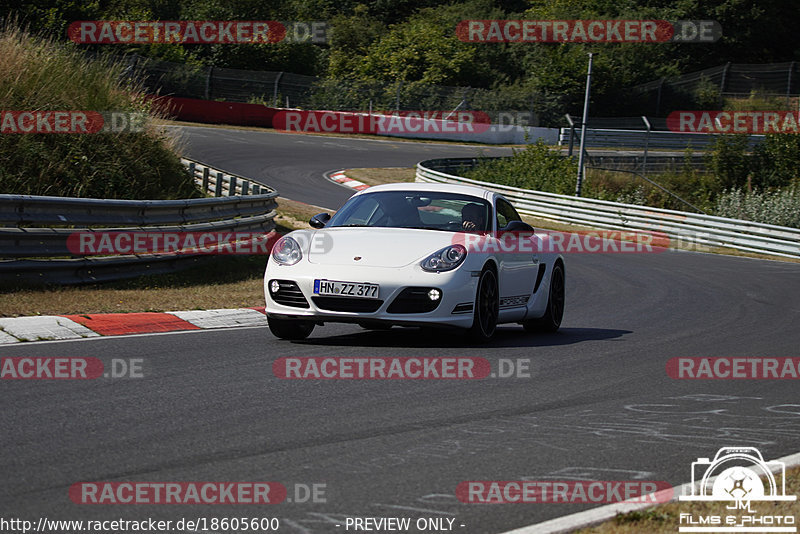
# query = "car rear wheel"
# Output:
<box><xmin>267</xmin><ymin>316</ymin><xmax>315</xmax><ymax>340</ymax></box>
<box><xmin>523</xmin><ymin>261</ymin><xmax>564</xmax><ymax>333</ymax></box>
<box><xmin>469</xmin><ymin>267</ymin><xmax>499</xmax><ymax>342</ymax></box>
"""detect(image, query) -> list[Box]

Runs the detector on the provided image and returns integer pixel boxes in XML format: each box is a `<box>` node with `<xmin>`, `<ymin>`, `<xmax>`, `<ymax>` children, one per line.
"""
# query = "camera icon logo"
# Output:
<box><xmin>681</xmin><ymin>447</ymin><xmax>796</xmax><ymax>503</ymax></box>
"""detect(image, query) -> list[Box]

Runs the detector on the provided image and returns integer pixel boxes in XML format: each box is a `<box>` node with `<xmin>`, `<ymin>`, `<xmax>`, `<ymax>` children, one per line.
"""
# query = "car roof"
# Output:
<box><xmin>353</xmin><ymin>181</ymin><xmax>494</xmax><ymax>201</ymax></box>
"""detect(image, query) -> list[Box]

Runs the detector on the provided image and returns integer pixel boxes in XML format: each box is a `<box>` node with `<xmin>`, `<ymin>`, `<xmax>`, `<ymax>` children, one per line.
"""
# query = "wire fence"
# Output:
<box><xmin>115</xmin><ymin>53</ymin><xmax>800</xmax><ymax>125</ymax></box>
<box><xmin>115</xmin><ymin>53</ymin><xmax>554</xmax><ymax>124</ymax></box>
<box><xmin>632</xmin><ymin>62</ymin><xmax>800</xmax><ymax>115</ymax></box>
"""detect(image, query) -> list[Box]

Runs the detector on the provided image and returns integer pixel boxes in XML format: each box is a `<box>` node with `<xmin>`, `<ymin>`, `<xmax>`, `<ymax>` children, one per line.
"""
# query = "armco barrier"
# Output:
<box><xmin>558</xmin><ymin>127</ymin><xmax>765</xmax><ymax>150</ymax></box>
<box><xmin>416</xmin><ymin>158</ymin><xmax>800</xmax><ymax>259</ymax></box>
<box><xmin>0</xmin><ymin>158</ymin><xmax>278</xmax><ymax>284</ymax></box>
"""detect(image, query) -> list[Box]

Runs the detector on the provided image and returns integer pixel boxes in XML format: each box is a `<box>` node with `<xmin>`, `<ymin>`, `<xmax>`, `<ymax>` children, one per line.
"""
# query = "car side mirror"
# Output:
<box><xmin>309</xmin><ymin>213</ymin><xmax>331</xmax><ymax>229</ymax></box>
<box><xmin>503</xmin><ymin>220</ymin><xmax>534</xmax><ymax>233</ymax></box>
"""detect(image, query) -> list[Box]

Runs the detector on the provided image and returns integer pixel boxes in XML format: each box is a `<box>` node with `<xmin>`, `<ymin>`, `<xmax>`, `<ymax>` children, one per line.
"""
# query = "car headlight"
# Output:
<box><xmin>421</xmin><ymin>244</ymin><xmax>467</xmax><ymax>272</ymax></box>
<box><xmin>272</xmin><ymin>236</ymin><xmax>302</xmax><ymax>266</ymax></box>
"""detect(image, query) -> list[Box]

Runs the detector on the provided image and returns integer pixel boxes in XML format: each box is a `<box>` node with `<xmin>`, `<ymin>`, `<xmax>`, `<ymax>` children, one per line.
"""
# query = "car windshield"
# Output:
<box><xmin>327</xmin><ymin>191</ymin><xmax>492</xmax><ymax>233</ymax></box>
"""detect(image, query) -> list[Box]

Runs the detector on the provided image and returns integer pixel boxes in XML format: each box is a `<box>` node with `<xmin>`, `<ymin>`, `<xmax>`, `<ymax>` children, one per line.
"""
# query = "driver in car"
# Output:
<box><xmin>461</xmin><ymin>203</ymin><xmax>487</xmax><ymax>232</ymax></box>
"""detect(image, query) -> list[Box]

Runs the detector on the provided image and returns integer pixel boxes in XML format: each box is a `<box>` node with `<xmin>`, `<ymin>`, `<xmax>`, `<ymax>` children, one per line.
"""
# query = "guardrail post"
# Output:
<box><xmin>215</xmin><ymin>172</ymin><xmax>223</xmax><ymax>197</ymax></box>
<box><xmin>229</xmin><ymin>174</ymin><xmax>238</xmax><ymax>196</ymax></box>
<box><xmin>202</xmin><ymin>167</ymin><xmax>209</xmax><ymax>193</ymax></box>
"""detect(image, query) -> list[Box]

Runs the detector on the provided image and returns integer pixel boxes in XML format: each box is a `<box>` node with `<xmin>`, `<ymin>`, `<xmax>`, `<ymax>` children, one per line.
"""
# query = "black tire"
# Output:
<box><xmin>468</xmin><ymin>267</ymin><xmax>499</xmax><ymax>342</ymax></box>
<box><xmin>523</xmin><ymin>261</ymin><xmax>565</xmax><ymax>333</ymax></box>
<box><xmin>267</xmin><ymin>316</ymin><xmax>315</xmax><ymax>340</ymax></box>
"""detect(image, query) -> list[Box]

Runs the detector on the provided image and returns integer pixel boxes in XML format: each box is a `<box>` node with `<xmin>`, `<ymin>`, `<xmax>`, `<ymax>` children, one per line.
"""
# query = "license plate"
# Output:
<box><xmin>314</xmin><ymin>279</ymin><xmax>379</xmax><ymax>299</ymax></box>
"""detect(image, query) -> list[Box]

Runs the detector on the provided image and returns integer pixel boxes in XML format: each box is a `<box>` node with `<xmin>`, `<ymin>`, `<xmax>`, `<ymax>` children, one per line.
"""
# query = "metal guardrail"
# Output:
<box><xmin>182</xmin><ymin>158</ymin><xmax>271</xmax><ymax>197</ymax></box>
<box><xmin>0</xmin><ymin>158</ymin><xmax>279</xmax><ymax>284</ymax></box>
<box><xmin>416</xmin><ymin>158</ymin><xmax>800</xmax><ymax>259</ymax></box>
<box><xmin>558</xmin><ymin>128</ymin><xmax>765</xmax><ymax>151</ymax></box>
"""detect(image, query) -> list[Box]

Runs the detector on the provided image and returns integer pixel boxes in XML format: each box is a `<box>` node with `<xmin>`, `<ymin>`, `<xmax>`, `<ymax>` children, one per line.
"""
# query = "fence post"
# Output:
<box><xmin>202</xmin><ymin>167</ymin><xmax>209</xmax><ymax>193</ymax></box>
<box><xmin>641</xmin><ymin>116</ymin><xmax>651</xmax><ymax>175</ymax></box>
<box><xmin>719</xmin><ymin>62</ymin><xmax>731</xmax><ymax>104</ymax></box>
<box><xmin>787</xmin><ymin>62</ymin><xmax>795</xmax><ymax>108</ymax></box>
<box><xmin>229</xmin><ymin>174</ymin><xmax>238</xmax><ymax>196</ymax></box>
<box><xmin>274</xmin><ymin>72</ymin><xmax>284</xmax><ymax>107</ymax></box>
<box><xmin>655</xmin><ymin>77</ymin><xmax>665</xmax><ymax>115</ymax></box>
<box><xmin>565</xmin><ymin>114</ymin><xmax>575</xmax><ymax>157</ymax></box>
<box><xmin>215</xmin><ymin>171</ymin><xmax>223</xmax><ymax>197</ymax></box>
<box><xmin>395</xmin><ymin>81</ymin><xmax>403</xmax><ymax>113</ymax></box>
<box><xmin>205</xmin><ymin>66</ymin><xmax>213</xmax><ymax>100</ymax></box>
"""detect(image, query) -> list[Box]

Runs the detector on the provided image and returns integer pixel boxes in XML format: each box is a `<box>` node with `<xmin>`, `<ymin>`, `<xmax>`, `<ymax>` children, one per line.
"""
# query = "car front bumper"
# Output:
<box><xmin>264</xmin><ymin>260</ymin><xmax>479</xmax><ymax>329</ymax></box>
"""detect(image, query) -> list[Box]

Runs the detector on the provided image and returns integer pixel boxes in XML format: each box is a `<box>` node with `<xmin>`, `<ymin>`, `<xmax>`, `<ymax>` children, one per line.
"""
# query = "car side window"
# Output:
<box><xmin>495</xmin><ymin>198</ymin><xmax>522</xmax><ymax>229</ymax></box>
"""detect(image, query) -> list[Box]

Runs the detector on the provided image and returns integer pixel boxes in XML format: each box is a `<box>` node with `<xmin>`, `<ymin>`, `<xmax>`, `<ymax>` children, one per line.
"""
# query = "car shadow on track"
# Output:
<box><xmin>292</xmin><ymin>326</ymin><xmax>631</xmax><ymax>348</ymax></box>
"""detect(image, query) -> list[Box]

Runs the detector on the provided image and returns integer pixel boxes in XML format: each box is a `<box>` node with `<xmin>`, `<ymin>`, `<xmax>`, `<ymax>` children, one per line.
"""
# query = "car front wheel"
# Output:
<box><xmin>469</xmin><ymin>267</ymin><xmax>499</xmax><ymax>342</ymax></box>
<box><xmin>267</xmin><ymin>316</ymin><xmax>315</xmax><ymax>340</ymax></box>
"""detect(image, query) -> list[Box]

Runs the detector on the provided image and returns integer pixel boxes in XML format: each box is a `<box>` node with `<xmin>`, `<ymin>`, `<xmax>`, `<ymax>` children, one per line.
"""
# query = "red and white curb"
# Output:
<box><xmin>328</xmin><ymin>170</ymin><xmax>370</xmax><ymax>191</ymax></box>
<box><xmin>0</xmin><ymin>308</ymin><xmax>267</xmax><ymax>343</ymax></box>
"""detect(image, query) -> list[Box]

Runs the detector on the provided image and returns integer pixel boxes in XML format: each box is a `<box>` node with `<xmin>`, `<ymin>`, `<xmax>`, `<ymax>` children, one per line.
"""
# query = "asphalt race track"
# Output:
<box><xmin>2</xmin><ymin>126</ymin><xmax>800</xmax><ymax>533</ymax></box>
<box><xmin>174</xmin><ymin>126</ymin><xmax>517</xmax><ymax>209</ymax></box>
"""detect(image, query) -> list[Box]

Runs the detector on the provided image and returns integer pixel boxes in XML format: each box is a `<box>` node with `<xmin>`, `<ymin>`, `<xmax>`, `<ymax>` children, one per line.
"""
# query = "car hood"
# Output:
<box><xmin>304</xmin><ymin>227</ymin><xmax>458</xmax><ymax>268</ymax></box>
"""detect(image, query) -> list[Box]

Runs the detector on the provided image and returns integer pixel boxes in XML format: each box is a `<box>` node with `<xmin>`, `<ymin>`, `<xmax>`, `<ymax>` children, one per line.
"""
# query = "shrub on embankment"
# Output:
<box><xmin>0</xmin><ymin>24</ymin><xmax>199</xmax><ymax>199</ymax></box>
<box><xmin>463</xmin><ymin>138</ymin><xmax>800</xmax><ymax>229</ymax></box>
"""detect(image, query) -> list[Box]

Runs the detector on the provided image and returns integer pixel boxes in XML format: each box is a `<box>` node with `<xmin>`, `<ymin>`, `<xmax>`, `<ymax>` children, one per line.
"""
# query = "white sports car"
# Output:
<box><xmin>264</xmin><ymin>182</ymin><xmax>564</xmax><ymax>341</ymax></box>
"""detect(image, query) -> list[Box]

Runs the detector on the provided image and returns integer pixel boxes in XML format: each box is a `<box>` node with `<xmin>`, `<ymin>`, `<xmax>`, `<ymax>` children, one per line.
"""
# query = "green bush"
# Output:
<box><xmin>714</xmin><ymin>186</ymin><xmax>800</xmax><ymax>228</ymax></box>
<box><xmin>706</xmin><ymin>134</ymin><xmax>752</xmax><ymax>191</ymax></box>
<box><xmin>463</xmin><ymin>140</ymin><xmax>577</xmax><ymax>195</ymax></box>
<box><xmin>752</xmin><ymin>134</ymin><xmax>800</xmax><ymax>189</ymax></box>
<box><xmin>0</xmin><ymin>24</ymin><xmax>199</xmax><ymax>199</ymax></box>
